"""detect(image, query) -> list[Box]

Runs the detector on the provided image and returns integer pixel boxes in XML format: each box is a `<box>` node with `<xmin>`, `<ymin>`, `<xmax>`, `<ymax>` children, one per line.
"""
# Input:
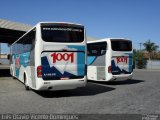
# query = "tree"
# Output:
<box><xmin>133</xmin><ymin>49</ymin><xmax>145</xmax><ymax>68</ymax></box>
<box><xmin>143</xmin><ymin>40</ymin><xmax>159</xmax><ymax>60</ymax></box>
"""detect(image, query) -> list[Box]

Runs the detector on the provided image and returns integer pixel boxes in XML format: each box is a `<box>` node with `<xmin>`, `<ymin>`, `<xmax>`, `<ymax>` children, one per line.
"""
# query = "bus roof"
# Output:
<box><xmin>87</xmin><ymin>38</ymin><xmax>131</xmax><ymax>43</ymax></box>
<box><xmin>37</xmin><ymin>22</ymin><xmax>83</xmax><ymax>26</ymax></box>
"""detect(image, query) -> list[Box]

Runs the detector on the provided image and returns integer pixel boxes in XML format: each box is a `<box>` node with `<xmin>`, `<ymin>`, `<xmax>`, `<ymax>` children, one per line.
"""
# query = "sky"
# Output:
<box><xmin>0</xmin><ymin>0</ymin><xmax>160</xmax><ymax>53</ymax></box>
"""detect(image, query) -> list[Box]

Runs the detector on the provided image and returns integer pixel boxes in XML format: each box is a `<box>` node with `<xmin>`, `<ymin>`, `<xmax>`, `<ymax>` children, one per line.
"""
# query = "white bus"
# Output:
<box><xmin>10</xmin><ymin>22</ymin><xmax>87</xmax><ymax>91</ymax></box>
<box><xmin>87</xmin><ymin>38</ymin><xmax>133</xmax><ymax>81</ymax></box>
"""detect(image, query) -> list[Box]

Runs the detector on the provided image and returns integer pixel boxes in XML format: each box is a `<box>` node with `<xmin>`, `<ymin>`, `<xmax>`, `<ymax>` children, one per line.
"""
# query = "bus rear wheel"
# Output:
<box><xmin>24</xmin><ymin>74</ymin><xmax>30</xmax><ymax>91</ymax></box>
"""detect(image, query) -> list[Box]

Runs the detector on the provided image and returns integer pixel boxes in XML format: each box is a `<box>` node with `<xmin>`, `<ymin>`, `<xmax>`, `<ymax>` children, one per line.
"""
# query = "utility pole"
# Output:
<box><xmin>139</xmin><ymin>43</ymin><xmax>142</xmax><ymax>51</ymax></box>
<box><xmin>139</xmin><ymin>42</ymin><xmax>143</xmax><ymax>68</ymax></box>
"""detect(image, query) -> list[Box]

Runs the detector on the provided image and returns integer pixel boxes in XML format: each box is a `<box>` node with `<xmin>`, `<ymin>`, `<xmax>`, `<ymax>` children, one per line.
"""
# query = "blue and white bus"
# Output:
<box><xmin>10</xmin><ymin>22</ymin><xmax>87</xmax><ymax>91</ymax></box>
<box><xmin>87</xmin><ymin>38</ymin><xmax>133</xmax><ymax>81</ymax></box>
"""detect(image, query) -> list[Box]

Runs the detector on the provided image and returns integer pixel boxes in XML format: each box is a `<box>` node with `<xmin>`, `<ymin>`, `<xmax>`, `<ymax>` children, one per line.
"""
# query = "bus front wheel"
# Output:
<box><xmin>10</xmin><ymin>68</ymin><xmax>16</xmax><ymax>79</ymax></box>
<box><xmin>24</xmin><ymin>74</ymin><xmax>30</xmax><ymax>91</ymax></box>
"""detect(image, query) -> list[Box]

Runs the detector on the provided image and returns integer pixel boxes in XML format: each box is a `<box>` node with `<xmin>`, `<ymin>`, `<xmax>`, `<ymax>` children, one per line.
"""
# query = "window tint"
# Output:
<box><xmin>41</xmin><ymin>23</ymin><xmax>84</xmax><ymax>42</ymax></box>
<box><xmin>12</xmin><ymin>28</ymin><xmax>35</xmax><ymax>54</ymax></box>
<box><xmin>111</xmin><ymin>40</ymin><xmax>132</xmax><ymax>51</ymax></box>
<box><xmin>87</xmin><ymin>42</ymin><xmax>107</xmax><ymax>56</ymax></box>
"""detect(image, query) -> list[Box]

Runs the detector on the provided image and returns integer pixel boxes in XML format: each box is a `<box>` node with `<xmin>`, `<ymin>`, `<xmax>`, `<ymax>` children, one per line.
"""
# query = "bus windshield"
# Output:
<box><xmin>41</xmin><ymin>23</ymin><xmax>84</xmax><ymax>43</ymax></box>
<box><xmin>111</xmin><ymin>39</ymin><xmax>132</xmax><ymax>51</ymax></box>
<box><xmin>87</xmin><ymin>42</ymin><xmax>107</xmax><ymax>56</ymax></box>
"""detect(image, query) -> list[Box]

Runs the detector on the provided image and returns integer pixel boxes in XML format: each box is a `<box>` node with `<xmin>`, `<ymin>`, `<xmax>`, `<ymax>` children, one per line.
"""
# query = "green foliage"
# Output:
<box><xmin>143</xmin><ymin>40</ymin><xmax>159</xmax><ymax>60</ymax></box>
<box><xmin>133</xmin><ymin>49</ymin><xmax>146</xmax><ymax>69</ymax></box>
<box><xmin>133</xmin><ymin>40</ymin><xmax>159</xmax><ymax>69</ymax></box>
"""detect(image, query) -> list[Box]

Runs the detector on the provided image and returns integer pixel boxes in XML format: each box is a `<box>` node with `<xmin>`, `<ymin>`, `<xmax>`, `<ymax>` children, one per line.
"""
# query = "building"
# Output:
<box><xmin>0</xmin><ymin>19</ymin><xmax>96</xmax><ymax>44</ymax></box>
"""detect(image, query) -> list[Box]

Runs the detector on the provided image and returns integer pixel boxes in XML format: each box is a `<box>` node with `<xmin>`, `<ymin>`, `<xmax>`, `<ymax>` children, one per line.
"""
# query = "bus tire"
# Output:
<box><xmin>24</xmin><ymin>74</ymin><xmax>30</xmax><ymax>91</ymax></box>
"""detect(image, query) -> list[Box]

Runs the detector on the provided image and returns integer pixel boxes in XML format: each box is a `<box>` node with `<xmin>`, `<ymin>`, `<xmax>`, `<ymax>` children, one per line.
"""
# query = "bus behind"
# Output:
<box><xmin>87</xmin><ymin>38</ymin><xmax>133</xmax><ymax>81</ymax></box>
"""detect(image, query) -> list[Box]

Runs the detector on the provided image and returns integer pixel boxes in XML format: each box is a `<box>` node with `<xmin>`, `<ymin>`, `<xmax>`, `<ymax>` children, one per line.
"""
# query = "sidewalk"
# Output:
<box><xmin>134</xmin><ymin>68</ymin><xmax>160</xmax><ymax>72</ymax></box>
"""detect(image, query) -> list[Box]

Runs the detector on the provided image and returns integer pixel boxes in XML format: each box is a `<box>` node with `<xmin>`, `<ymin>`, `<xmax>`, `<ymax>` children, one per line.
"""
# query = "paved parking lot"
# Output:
<box><xmin>0</xmin><ymin>69</ymin><xmax>160</xmax><ymax>114</ymax></box>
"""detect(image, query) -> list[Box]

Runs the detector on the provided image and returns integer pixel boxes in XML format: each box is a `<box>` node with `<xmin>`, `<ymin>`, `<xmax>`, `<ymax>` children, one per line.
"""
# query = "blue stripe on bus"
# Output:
<box><xmin>41</xmin><ymin>56</ymin><xmax>76</xmax><ymax>79</ymax></box>
<box><xmin>68</xmin><ymin>45</ymin><xmax>85</xmax><ymax>76</ymax></box>
<box><xmin>87</xmin><ymin>56</ymin><xmax>97</xmax><ymax>65</ymax></box>
<box><xmin>128</xmin><ymin>53</ymin><xmax>133</xmax><ymax>72</ymax></box>
<box><xmin>14</xmin><ymin>52</ymin><xmax>30</xmax><ymax>77</ymax></box>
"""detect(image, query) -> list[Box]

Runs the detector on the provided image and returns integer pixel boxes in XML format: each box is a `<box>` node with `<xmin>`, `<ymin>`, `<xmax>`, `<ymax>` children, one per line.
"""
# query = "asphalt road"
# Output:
<box><xmin>0</xmin><ymin>69</ymin><xmax>160</xmax><ymax>114</ymax></box>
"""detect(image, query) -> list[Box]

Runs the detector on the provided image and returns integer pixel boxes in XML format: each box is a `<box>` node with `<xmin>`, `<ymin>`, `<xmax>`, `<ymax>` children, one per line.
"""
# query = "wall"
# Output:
<box><xmin>146</xmin><ymin>60</ymin><xmax>160</xmax><ymax>69</ymax></box>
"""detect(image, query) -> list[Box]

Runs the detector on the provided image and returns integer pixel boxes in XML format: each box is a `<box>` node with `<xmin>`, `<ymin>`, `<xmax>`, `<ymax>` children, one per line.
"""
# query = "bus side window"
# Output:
<box><xmin>101</xmin><ymin>50</ymin><xmax>106</xmax><ymax>54</ymax></box>
<box><xmin>31</xmin><ymin>28</ymin><xmax>36</xmax><ymax>50</ymax></box>
<box><xmin>87</xmin><ymin>42</ymin><xmax>107</xmax><ymax>56</ymax></box>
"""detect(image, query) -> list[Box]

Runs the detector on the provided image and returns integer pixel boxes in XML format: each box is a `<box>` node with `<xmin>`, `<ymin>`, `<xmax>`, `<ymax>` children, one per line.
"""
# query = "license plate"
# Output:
<box><xmin>60</xmin><ymin>77</ymin><xmax>69</xmax><ymax>80</ymax></box>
